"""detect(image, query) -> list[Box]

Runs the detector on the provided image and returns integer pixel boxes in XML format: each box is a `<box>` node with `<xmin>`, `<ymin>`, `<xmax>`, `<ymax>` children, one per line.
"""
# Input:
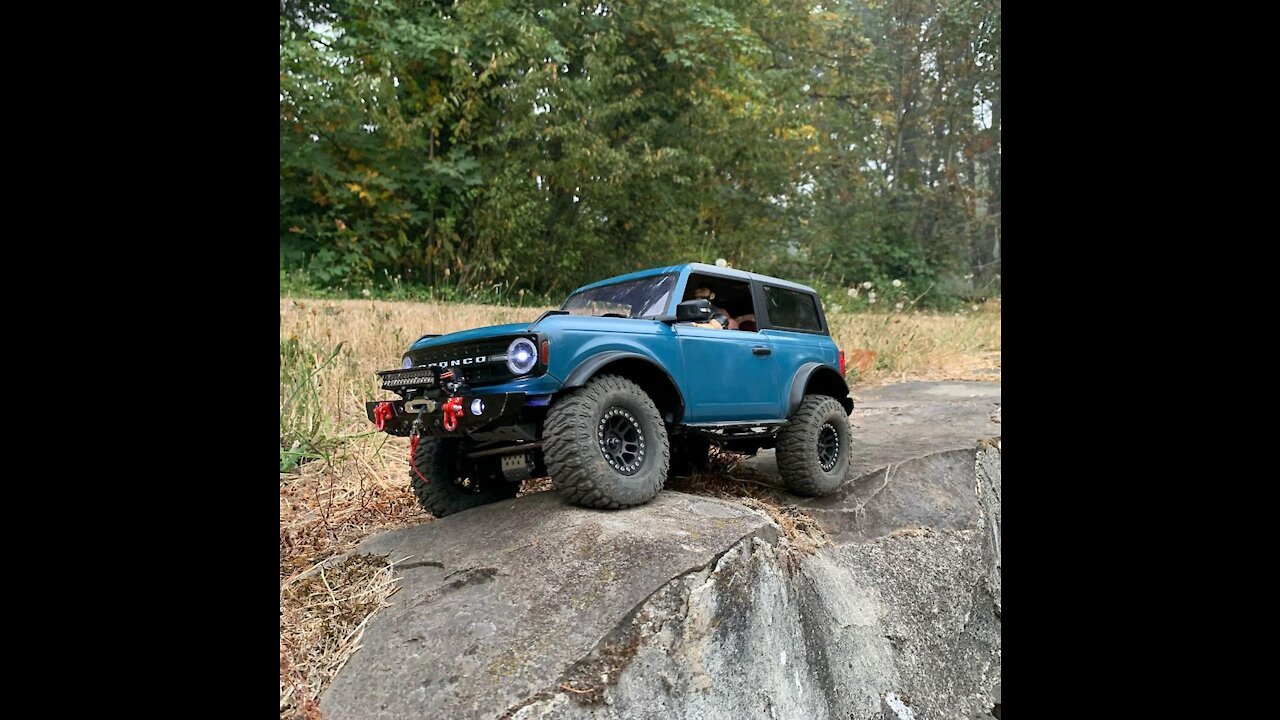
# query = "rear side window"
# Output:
<box><xmin>763</xmin><ymin>286</ymin><xmax>823</xmax><ymax>332</ymax></box>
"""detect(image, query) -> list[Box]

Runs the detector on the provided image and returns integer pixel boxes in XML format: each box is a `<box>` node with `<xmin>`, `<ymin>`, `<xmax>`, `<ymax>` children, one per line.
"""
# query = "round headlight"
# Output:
<box><xmin>506</xmin><ymin>338</ymin><xmax>538</xmax><ymax>375</ymax></box>
<box><xmin>402</xmin><ymin>356</ymin><xmax>414</xmax><ymax>369</ymax></box>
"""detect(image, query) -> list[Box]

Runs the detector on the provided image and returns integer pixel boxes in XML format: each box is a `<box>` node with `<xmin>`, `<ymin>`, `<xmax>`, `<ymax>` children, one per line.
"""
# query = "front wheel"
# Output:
<box><xmin>543</xmin><ymin>375</ymin><xmax>671</xmax><ymax>509</ymax></box>
<box><xmin>410</xmin><ymin>436</ymin><xmax>519</xmax><ymax>517</ymax></box>
<box><xmin>775</xmin><ymin>395</ymin><xmax>852</xmax><ymax>496</ymax></box>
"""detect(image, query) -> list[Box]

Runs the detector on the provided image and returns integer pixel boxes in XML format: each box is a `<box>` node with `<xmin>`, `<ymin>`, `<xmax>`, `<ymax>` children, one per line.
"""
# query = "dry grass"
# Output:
<box><xmin>280</xmin><ymin>554</ymin><xmax>402</xmax><ymax>720</ymax></box>
<box><xmin>827</xmin><ymin>302</ymin><xmax>1001</xmax><ymax>387</ymax></box>
<box><xmin>277</xmin><ymin>296</ymin><xmax>1000</xmax><ymax>715</ymax></box>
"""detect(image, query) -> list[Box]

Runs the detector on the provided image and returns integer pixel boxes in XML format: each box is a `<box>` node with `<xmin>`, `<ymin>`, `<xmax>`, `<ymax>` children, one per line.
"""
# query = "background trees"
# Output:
<box><xmin>281</xmin><ymin>0</ymin><xmax>1000</xmax><ymax>304</ymax></box>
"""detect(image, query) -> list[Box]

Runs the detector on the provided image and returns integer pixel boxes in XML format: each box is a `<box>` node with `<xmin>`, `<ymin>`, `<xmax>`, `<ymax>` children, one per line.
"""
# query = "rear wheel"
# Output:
<box><xmin>775</xmin><ymin>395</ymin><xmax>852</xmax><ymax>496</ymax></box>
<box><xmin>410</xmin><ymin>436</ymin><xmax>519</xmax><ymax>517</ymax></box>
<box><xmin>544</xmin><ymin>375</ymin><xmax>671</xmax><ymax>509</ymax></box>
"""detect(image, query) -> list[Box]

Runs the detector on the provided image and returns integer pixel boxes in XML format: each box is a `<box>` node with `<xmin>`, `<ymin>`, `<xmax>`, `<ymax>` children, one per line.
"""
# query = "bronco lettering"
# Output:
<box><xmin>425</xmin><ymin>356</ymin><xmax>488</xmax><ymax>368</ymax></box>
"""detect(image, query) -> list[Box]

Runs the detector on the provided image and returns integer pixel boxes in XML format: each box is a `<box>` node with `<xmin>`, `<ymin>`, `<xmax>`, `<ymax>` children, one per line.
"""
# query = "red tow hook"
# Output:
<box><xmin>441</xmin><ymin>396</ymin><xmax>465</xmax><ymax>431</ymax></box>
<box><xmin>373</xmin><ymin>401</ymin><xmax>394</xmax><ymax>431</ymax></box>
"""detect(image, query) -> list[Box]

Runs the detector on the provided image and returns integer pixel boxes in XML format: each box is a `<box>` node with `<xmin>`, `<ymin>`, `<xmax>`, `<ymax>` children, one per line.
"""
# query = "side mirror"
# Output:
<box><xmin>675</xmin><ymin>299</ymin><xmax>712</xmax><ymax>322</ymax></box>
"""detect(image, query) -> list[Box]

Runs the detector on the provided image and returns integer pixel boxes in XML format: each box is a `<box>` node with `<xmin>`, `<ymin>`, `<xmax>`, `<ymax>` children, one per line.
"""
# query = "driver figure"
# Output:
<box><xmin>691</xmin><ymin>284</ymin><xmax>739</xmax><ymax>330</ymax></box>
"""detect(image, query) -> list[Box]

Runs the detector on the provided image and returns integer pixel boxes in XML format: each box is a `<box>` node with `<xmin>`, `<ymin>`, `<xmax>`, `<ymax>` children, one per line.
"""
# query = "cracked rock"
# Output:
<box><xmin>322</xmin><ymin>382</ymin><xmax>1001</xmax><ymax>720</ymax></box>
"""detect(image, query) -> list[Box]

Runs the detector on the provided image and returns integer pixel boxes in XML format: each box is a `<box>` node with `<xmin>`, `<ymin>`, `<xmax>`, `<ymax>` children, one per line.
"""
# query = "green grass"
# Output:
<box><xmin>279</xmin><ymin>336</ymin><xmax>352</xmax><ymax>472</ymax></box>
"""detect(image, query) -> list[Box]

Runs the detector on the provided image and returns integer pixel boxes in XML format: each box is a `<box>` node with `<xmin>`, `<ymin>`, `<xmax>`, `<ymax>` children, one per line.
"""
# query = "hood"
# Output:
<box><xmin>526</xmin><ymin>313</ymin><xmax>667</xmax><ymax>333</ymax></box>
<box><xmin>408</xmin><ymin>322</ymin><xmax>532</xmax><ymax>352</ymax></box>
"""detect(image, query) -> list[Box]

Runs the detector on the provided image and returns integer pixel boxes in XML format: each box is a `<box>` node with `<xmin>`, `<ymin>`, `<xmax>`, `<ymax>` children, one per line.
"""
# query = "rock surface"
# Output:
<box><xmin>741</xmin><ymin>380</ymin><xmax>1001</xmax><ymax>482</ymax></box>
<box><xmin>321</xmin><ymin>492</ymin><xmax>773</xmax><ymax>720</ymax></box>
<box><xmin>323</xmin><ymin>381</ymin><xmax>1001</xmax><ymax>720</ymax></box>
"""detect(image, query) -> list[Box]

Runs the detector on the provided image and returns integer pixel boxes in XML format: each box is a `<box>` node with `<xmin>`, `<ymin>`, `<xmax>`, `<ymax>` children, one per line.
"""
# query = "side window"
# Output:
<box><xmin>763</xmin><ymin>286</ymin><xmax>822</xmax><ymax>332</ymax></box>
<box><xmin>682</xmin><ymin>273</ymin><xmax>758</xmax><ymax>331</ymax></box>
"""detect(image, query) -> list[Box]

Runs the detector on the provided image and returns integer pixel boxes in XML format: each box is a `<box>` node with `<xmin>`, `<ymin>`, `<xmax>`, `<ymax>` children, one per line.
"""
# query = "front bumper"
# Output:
<box><xmin>366</xmin><ymin>393</ymin><xmax>527</xmax><ymax>437</ymax></box>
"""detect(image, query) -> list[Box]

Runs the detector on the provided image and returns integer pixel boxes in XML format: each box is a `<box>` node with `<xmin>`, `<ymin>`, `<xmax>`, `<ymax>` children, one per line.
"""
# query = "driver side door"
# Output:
<box><xmin>674</xmin><ymin>324</ymin><xmax>782</xmax><ymax>423</ymax></box>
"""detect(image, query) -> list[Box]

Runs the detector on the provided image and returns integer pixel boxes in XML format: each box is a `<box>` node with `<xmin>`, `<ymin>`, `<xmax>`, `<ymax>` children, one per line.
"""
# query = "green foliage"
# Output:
<box><xmin>279</xmin><ymin>337</ymin><xmax>346</xmax><ymax>472</ymax></box>
<box><xmin>280</xmin><ymin>0</ymin><xmax>1000</xmax><ymax>306</ymax></box>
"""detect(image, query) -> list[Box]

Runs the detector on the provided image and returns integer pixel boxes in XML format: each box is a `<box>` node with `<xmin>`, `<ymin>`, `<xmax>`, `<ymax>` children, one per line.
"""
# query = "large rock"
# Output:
<box><xmin>508</xmin><ymin>444</ymin><xmax>1001</xmax><ymax>720</ymax></box>
<box><xmin>321</xmin><ymin>492</ymin><xmax>774</xmax><ymax>720</ymax></box>
<box><xmin>323</xmin><ymin>381</ymin><xmax>1001</xmax><ymax>720</ymax></box>
<box><xmin>799</xmin><ymin>448</ymin><xmax>984</xmax><ymax>544</ymax></box>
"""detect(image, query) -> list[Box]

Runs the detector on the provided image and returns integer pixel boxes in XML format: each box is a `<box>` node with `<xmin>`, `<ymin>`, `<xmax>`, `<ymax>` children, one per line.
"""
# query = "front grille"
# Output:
<box><xmin>405</xmin><ymin>336</ymin><xmax>523</xmax><ymax>386</ymax></box>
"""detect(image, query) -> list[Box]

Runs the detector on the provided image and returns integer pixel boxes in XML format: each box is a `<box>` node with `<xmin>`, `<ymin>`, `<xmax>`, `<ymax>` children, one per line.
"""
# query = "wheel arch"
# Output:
<box><xmin>561</xmin><ymin>352</ymin><xmax>686</xmax><ymax>424</ymax></box>
<box><xmin>787</xmin><ymin>362</ymin><xmax>853</xmax><ymax>416</ymax></box>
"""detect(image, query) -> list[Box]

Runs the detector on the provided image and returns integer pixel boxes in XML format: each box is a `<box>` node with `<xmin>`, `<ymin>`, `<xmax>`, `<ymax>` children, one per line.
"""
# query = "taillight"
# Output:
<box><xmin>839</xmin><ymin>349</ymin><xmax>846</xmax><ymax>375</ymax></box>
<box><xmin>541</xmin><ymin>338</ymin><xmax>550</xmax><ymax>367</ymax></box>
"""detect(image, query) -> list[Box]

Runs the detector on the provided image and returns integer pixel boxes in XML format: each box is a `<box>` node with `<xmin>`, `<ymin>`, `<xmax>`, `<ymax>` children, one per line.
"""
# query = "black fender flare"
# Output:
<box><xmin>561</xmin><ymin>351</ymin><xmax>687</xmax><ymax>423</ymax></box>
<box><xmin>787</xmin><ymin>362</ymin><xmax>853</xmax><ymax>416</ymax></box>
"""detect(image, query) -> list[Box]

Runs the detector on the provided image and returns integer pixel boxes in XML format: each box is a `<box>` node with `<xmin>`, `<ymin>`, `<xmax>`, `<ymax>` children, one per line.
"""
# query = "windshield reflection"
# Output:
<box><xmin>560</xmin><ymin>274</ymin><xmax>677</xmax><ymax>319</ymax></box>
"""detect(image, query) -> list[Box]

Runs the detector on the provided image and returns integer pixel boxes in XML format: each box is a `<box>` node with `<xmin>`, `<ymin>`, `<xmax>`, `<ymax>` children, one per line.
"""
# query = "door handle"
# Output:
<box><xmin>752</xmin><ymin>346</ymin><xmax>772</xmax><ymax>356</ymax></box>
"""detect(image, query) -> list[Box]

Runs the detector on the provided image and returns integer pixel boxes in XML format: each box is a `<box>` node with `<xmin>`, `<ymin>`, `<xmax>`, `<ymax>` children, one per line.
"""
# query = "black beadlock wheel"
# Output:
<box><xmin>543</xmin><ymin>375</ymin><xmax>671</xmax><ymax>509</ymax></box>
<box><xmin>817</xmin><ymin>423</ymin><xmax>840</xmax><ymax>471</ymax></box>
<box><xmin>410</xmin><ymin>436</ymin><xmax>519</xmax><ymax>518</ymax></box>
<box><xmin>775</xmin><ymin>394</ymin><xmax>852</xmax><ymax>496</ymax></box>
<box><xmin>598</xmin><ymin>407</ymin><xmax>646</xmax><ymax>475</ymax></box>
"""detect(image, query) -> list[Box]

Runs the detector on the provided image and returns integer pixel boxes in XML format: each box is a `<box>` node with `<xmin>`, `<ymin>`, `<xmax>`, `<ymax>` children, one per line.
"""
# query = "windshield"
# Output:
<box><xmin>561</xmin><ymin>273</ymin><xmax>677</xmax><ymax>319</ymax></box>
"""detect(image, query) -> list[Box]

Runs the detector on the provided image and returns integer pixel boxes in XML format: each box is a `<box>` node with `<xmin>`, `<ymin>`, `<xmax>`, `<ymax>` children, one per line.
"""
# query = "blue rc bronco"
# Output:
<box><xmin>368</xmin><ymin>262</ymin><xmax>853</xmax><ymax>516</ymax></box>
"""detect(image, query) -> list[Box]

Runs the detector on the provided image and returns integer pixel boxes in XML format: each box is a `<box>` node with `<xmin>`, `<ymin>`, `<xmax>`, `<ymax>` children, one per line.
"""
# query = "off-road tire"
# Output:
<box><xmin>410</xmin><ymin>436</ymin><xmax>519</xmax><ymax>517</ymax></box>
<box><xmin>775</xmin><ymin>394</ymin><xmax>852</xmax><ymax>496</ymax></box>
<box><xmin>544</xmin><ymin>374</ymin><xmax>671</xmax><ymax>509</ymax></box>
